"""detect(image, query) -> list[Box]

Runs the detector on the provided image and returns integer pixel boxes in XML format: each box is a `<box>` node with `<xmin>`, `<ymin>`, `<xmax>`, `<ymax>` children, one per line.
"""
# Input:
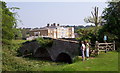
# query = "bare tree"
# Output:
<box><xmin>84</xmin><ymin>6</ymin><xmax>102</xmax><ymax>27</ymax></box>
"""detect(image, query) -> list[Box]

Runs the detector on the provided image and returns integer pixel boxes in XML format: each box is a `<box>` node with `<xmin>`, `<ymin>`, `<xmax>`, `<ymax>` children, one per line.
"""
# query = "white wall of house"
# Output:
<box><xmin>28</xmin><ymin>25</ymin><xmax>75</xmax><ymax>40</ymax></box>
<box><xmin>34</xmin><ymin>32</ymin><xmax>40</xmax><ymax>36</ymax></box>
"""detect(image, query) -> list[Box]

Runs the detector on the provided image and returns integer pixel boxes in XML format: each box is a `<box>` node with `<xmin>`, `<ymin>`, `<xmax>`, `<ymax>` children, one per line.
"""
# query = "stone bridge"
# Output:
<box><xmin>19</xmin><ymin>39</ymin><xmax>80</xmax><ymax>63</ymax></box>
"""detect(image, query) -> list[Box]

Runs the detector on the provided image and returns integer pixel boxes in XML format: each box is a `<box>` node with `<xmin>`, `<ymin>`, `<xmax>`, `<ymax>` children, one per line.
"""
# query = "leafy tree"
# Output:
<box><xmin>20</xmin><ymin>28</ymin><xmax>31</xmax><ymax>40</ymax></box>
<box><xmin>84</xmin><ymin>6</ymin><xmax>102</xmax><ymax>27</ymax></box>
<box><xmin>1</xmin><ymin>1</ymin><xmax>20</xmax><ymax>44</ymax></box>
<box><xmin>98</xmin><ymin>1</ymin><xmax>120</xmax><ymax>51</ymax></box>
<box><xmin>98</xmin><ymin>1</ymin><xmax>120</xmax><ymax>41</ymax></box>
<box><xmin>101</xmin><ymin>1</ymin><xmax>120</xmax><ymax>40</ymax></box>
<box><xmin>14</xmin><ymin>29</ymin><xmax>22</xmax><ymax>40</ymax></box>
<box><xmin>76</xmin><ymin>27</ymin><xmax>101</xmax><ymax>44</ymax></box>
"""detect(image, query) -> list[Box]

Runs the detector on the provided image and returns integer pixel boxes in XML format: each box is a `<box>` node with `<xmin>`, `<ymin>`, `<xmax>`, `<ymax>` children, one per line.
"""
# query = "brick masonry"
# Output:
<box><xmin>19</xmin><ymin>39</ymin><xmax>80</xmax><ymax>63</ymax></box>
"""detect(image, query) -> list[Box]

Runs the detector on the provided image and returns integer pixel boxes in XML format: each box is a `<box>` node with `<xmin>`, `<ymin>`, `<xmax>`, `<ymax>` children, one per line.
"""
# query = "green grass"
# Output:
<box><xmin>39</xmin><ymin>51</ymin><xmax>118</xmax><ymax>71</ymax></box>
<box><xmin>2</xmin><ymin>40</ymin><xmax>118</xmax><ymax>71</ymax></box>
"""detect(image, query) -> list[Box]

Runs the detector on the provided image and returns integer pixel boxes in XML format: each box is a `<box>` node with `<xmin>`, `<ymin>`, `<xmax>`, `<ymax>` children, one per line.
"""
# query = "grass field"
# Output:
<box><xmin>2</xmin><ymin>40</ymin><xmax>118</xmax><ymax>71</ymax></box>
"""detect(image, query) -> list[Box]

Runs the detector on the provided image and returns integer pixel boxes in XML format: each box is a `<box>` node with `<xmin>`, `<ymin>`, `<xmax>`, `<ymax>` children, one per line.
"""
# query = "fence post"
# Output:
<box><xmin>113</xmin><ymin>41</ymin><xmax>115</xmax><ymax>50</ymax></box>
<box><xmin>95</xmin><ymin>41</ymin><xmax>99</xmax><ymax>55</ymax></box>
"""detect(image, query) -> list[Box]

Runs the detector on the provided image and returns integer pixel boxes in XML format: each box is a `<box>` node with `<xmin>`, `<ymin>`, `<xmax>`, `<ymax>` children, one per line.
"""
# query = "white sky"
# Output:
<box><xmin>5</xmin><ymin>1</ymin><xmax>108</xmax><ymax>28</ymax></box>
<box><xmin>3</xmin><ymin>0</ymin><xmax>110</xmax><ymax>2</ymax></box>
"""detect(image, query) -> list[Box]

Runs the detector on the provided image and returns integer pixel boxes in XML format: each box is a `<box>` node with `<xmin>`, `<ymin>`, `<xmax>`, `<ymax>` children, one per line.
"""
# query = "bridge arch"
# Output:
<box><xmin>34</xmin><ymin>47</ymin><xmax>52</xmax><ymax>60</ymax></box>
<box><xmin>55</xmin><ymin>52</ymin><xmax>72</xmax><ymax>64</ymax></box>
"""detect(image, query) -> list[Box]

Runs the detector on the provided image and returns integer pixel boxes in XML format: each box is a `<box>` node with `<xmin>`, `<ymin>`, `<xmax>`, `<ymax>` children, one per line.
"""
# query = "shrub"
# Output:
<box><xmin>2</xmin><ymin>39</ymin><xmax>12</xmax><ymax>45</ymax></box>
<box><xmin>36</xmin><ymin>38</ymin><xmax>53</xmax><ymax>48</ymax></box>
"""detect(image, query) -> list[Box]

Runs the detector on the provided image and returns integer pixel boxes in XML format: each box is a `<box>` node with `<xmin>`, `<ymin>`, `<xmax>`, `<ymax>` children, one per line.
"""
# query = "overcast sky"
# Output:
<box><xmin>6</xmin><ymin>2</ymin><xmax>108</xmax><ymax>28</ymax></box>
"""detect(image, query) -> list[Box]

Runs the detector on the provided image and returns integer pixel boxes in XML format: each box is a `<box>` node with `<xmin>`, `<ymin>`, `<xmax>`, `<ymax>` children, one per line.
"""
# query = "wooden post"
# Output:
<box><xmin>105</xmin><ymin>42</ymin><xmax>107</xmax><ymax>53</ymax></box>
<box><xmin>98</xmin><ymin>43</ymin><xmax>99</xmax><ymax>55</ymax></box>
<box><xmin>95</xmin><ymin>41</ymin><xmax>99</xmax><ymax>55</ymax></box>
<box><xmin>113</xmin><ymin>41</ymin><xmax>115</xmax><ymax>50</ymax></box>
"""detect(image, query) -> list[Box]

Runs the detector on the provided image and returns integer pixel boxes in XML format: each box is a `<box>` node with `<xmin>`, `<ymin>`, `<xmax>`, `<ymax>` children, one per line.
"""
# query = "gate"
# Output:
<box><xmin>95</xmin><ymin>41</ymin><xmax>115</xmax><ymax>54</ymax></box>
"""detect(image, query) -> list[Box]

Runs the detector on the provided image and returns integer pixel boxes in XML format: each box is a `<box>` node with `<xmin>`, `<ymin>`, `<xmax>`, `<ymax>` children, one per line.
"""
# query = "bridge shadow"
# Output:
<box><xmin>23</xmin><ymin>56</ymin><xmax>53</xmax><ymax>62</ymax></box>
<box><xmin>30</xmin><ymin>47</ymin><xmax>52</xmax><ymax>61</ymax></box>
<box><xmin>19</xmin><ymin>50</ymin><xmax>72</xmax><ymax>64</ymax></box>
<box><xmin>55</xmin><ymin>53</ymin><xmax>72</xmax><ymax>64</ymax></box>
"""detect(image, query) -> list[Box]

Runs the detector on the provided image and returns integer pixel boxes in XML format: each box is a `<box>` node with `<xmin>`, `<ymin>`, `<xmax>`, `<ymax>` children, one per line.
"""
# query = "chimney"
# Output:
<box><xmin>57</xmin><ymin>24</ymin><xmax>60</xmax><ymax>26</ymax></box>
<box><xmin>47</xmin><ymin>23</ymin><xmax>50</xmax><ymax>27</ymax></box>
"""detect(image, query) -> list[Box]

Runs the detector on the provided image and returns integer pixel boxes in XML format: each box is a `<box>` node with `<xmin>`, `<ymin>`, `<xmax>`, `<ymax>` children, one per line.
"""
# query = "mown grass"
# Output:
<box><xmin>39</xmin><ymin>51</ymin><xmax>118</xmax><ymax>71</ymax></box>
<box><xmin>2</xmin><ymin>40</ymin><xmax>118</xmax><ymax>71</ymax></box>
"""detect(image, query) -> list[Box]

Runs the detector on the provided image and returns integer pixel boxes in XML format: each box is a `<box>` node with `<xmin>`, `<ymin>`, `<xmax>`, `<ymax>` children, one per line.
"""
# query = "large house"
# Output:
<box><xmin>27</xmin><ymin>23</ymin><xmax>75</xmax><ymax>40</ymax></box>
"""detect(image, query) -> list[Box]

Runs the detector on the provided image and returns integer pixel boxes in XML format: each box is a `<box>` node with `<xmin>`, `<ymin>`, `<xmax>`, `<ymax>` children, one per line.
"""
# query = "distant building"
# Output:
<box><xmin>27</xmin><ymin>23</ymin><xmax>75</xmax><ymax>40</ymax></box>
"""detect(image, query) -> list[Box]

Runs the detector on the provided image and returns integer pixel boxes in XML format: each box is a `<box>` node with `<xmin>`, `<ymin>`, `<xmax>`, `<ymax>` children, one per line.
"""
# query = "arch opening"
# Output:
<box><xmin>56</xmin><ymin>53</ymin><xmax>72</xmax><ymax>64</ymax></box>
<box><xmin>23</xmin><ymin>50</ymin><xmax>28</xmax><ymax>55</ymax></box>
<box><xmin>34</xmin><ymin>47</ymin><xmax>52</xmax><ymax>60</ymax></box>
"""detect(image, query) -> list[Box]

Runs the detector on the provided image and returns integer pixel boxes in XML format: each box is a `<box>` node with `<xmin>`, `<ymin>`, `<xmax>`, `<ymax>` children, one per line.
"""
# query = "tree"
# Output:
<box><xmin>84</xmin><ymin>6</ymin><xmax>102</xmax><ymax>27</ymax></box>
<box><xmin>98</xmin><ymin>1</ymin><xmax>120</xmax><ymax>51</ymax></box>
<box><xmin>1</xmin><ymin>1</ymin><xmax>20</xmax><ymax>44</ymax></box>
<box><xmin>14</xmin><ymin>29</ymin><xmax>22</xmax><ymax>40</ymax></box>
<box><xmin>20</xmin><ymin>28</ymin><xmax>31</xmax><ymax>40</ymax></box>
<box><xmin>76</xmin><ymin>27</ymin><xmax>101</xmax><ymax>44</ymax></box>
<box><xmin>99</xmin><ymin>1</ymin><xmax>120</xmax><ymax>40</ymax></box>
